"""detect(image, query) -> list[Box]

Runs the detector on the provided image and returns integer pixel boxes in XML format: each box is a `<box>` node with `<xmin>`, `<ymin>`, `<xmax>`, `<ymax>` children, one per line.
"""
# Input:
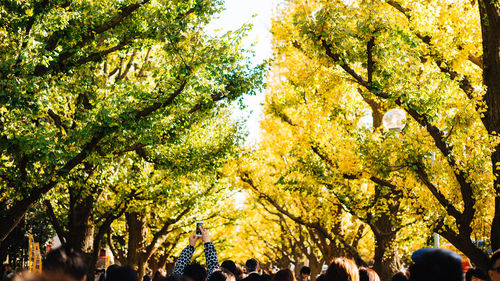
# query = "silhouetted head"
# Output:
<box><xmin>300</xmin><ymin>267</ymin><xmax>310</xmax><ymax>279</ymax></box>
<box><xmin>208</xmin><ymin>268</ymin><xmax>236</xmax><ymax>281</ymax></box>
<box><xmin>465</xmin><ymin>268</ymin><xmax>487</xmax><ymax>281</ymax></box>
<box><xmin>359</xmin><ymin>267</ymin><xmax>380</xmax><ymax>281</ymax></box>
<box><xmin>489</xmin><ymin>250</ymin><xmax>500</xmax><ymax>281</ymax></box>
<box><xmin>221</xmin><ymin>261</ymin><xmax>237</xmax><ymax>277</ymax></box>
<box><xmin>325</xmin><ymin>258</ymin><xmax>358</xmax><ymax>281</ymax></box>
<box><xmin>409</xmin><ymin>248</ymin><xmax>462</xmax><ymax>281</ymax></box>
<box><xmin>245</xmin><ymin>259</ymin><xmax>259</xmax><ymax>273</ymax></box>
<box><xmin>271</xmin><ymin>269</ymin><xmax>294</xmax><ymax>281</ymax></box>
<box><xmin>183</xmin><ymin>264</ymin><xmax>207</xmax><ymax>281</ymax></box>
<box><xmin>390</xmin><ymin>272</ymin><xmax>409</xmax><ymax>281</ymax></box>
<box><xmin>43</xmin><ymin>247</ymin><xmax>87</xmax><ymax>281</ymax></box>
<box><xmin>105</xmin><ymin>266</ymin><xmax>138</xmax><ymax>281</ymax></box>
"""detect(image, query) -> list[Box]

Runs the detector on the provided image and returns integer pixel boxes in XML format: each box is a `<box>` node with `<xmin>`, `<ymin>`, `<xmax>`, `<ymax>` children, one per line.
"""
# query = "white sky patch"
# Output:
<box><xmin>206</xmin><ymin>0</ymin><xmax>277</xmax><ymax>146</ymax></box>
<box><xmin>233</xmin><ymin>190</ymin><xmax>247</xmax><ymax>210</ymax></box>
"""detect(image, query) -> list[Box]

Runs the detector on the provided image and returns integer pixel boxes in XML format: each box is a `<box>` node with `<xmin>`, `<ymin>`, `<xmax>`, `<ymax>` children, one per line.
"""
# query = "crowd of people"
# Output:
<box><xmin>2</xmin><ymin>227</ymin><xmax>500</xmax><ymax>281</ymax></box>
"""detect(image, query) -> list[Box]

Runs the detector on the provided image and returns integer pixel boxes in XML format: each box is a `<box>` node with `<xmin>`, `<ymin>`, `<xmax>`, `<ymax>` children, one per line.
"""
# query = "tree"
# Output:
<box><xmin>270</xmin><ymin>0</ymin><xmax>499</xmax><ymax>270</ymax></box>
<box><xmin>0</xmin><ymin>0</ymin><xmax>263</xmax><ymax>247</ymax></box>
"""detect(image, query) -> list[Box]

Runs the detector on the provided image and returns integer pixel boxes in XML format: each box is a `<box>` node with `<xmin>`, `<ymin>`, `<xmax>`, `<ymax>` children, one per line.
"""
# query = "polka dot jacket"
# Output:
<box><xmin>172</xmin><ymin>242</ymin><xmax>220</xmax><ymax>278</ymax></box>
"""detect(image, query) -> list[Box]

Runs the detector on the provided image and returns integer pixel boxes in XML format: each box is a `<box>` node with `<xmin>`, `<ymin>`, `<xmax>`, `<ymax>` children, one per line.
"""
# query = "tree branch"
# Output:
<box><xmin>44</xmin><ymin>200</ymin><xmax>67</xmax><ymax>246</ymax></box>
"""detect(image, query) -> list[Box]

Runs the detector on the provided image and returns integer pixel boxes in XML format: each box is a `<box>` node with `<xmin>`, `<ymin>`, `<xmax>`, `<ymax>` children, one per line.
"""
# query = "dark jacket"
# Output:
<box><xmin>242</xmin><ymin>273</ymin><xmax>262</xmax><ymax>281</ymax></box>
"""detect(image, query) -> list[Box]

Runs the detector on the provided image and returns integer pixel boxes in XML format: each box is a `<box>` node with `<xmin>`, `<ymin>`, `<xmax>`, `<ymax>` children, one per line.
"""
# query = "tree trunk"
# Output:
<box><xmin>126</xmin><ymin>212</ymin><xmax>148</xmax><ymax>279</ymax></box>
<box><xmin>478</xmin><ymin>0</ymin><xmax>500</xmax><ymax>252</ymax></box>
<box><xmin>371</xmin><ymin>215</ymin><xmax>399</xmax><ymax>281</ymax></box>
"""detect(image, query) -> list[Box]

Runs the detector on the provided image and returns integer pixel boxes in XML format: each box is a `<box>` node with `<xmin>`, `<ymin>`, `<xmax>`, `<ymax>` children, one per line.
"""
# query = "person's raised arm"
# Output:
<box><xmin>172</xmin><ymin>232</ymin><xmax>199</xmax><ymax>275</ymax></box>
<box><xmin>201</xmin><ymin>227</ymin><xmax>219</xmax><ymax>277</ymax></box>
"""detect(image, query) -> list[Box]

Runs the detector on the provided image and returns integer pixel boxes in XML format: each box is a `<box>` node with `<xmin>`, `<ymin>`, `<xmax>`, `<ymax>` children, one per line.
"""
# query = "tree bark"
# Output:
<box><xmin>126</xmin><ymin>212</ymin><xmax>148</xmax><ymax>278</ymax></box>
<box><xmin>371</xmin><ymin>215</ymin><xmax>399</xmax><ymax>281</ymax></box>
<box><xmin>478</xmin><ymin>0</ymin><xmax>500</xmax><ymax>252</ymax></box>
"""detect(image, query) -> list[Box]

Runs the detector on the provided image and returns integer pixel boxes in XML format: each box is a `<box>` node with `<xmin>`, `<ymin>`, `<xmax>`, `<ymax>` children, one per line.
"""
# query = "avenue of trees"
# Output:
<box><xmin>2</xmin><ymin>0</ymin><xmax>500</xmax><ymax>281</ymax></box>
<box><xmin>235</xmin><ymin>0</ymin><xmax>500</xmax><ymax>280</ymax></box>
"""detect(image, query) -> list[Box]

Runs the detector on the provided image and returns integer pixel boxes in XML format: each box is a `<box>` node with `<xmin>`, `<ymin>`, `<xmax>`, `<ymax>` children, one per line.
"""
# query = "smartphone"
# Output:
<box><xmin>196</xmin><ymin>221</ymin><xmax>204</xmax><ymax>237</ymax></box>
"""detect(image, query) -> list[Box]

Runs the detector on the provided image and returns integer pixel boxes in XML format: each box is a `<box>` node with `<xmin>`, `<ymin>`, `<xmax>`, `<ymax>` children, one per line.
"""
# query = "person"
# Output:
<box><xmin>466</xmin><ymin>268</ymin><xmax>487</xmax><ymax>281</ymax></box>
<box><xmin>144</xmin><ymin>269</ymin><xmax>153</xmax><ymax>281</ymax></box>
<box><xmin>358</xmin><ymin>267</ymin><xmax>380</xmax><ymax>281</ymax></box>
<box><xmin>489</xmin><ymin>250</ymin><xmax>500</xmax><ymax>281</ymax></box>
<box><xmin>271</xmin><ymin>269</ymin><xmax>294</xmax><ymax>281</ymax></box>
<box><xmin>409</xmin><ymin>248</ymin><xmax>462</xmax><ymax>281</ymax></box>
<box><xmin>208</xmin><ymin>268</ymin><xmax>236</xmax><ymax>281</ymax></box>
<box><xmin>2</xmin><ymin>264</ymin><xmax>14</xmax><ymax>281</ymax></box>
<box><xmin>42</xmin><ymin>246</ymin><xmax>87</xmax><ymax>281</ymax></box>
<box><xmin>105</xmin><ymin>266</ymin><xmax>139</xmax><ymax>281</ymax></box>
<box><xmin>297</xmin><ymin>267</ymin><xmax>310</xmax><ymax>281</ymax></box>
<box><xmin>390</xmin><ymin>272</ymin><xmax>409</xmax><ymax>281</ymax></box>
<box><xmin>325</xmin><ymin>258</ymin><xmax>358</xmax><ymax>281</ymax></box>
<box><xmin>172</xmin><ymin>227</ymin><xmax>219</xmax><ymax>280</ymax></box>
<box><xmin>242</xmin><ymin>259</ymin><xmax>260</xmax><ymax>281</ymax></box>
<box><xmin>183</xmin><ymin>264</ymin><xmax>207</xmax><ymax>281</ymax></box>
<box><xmin>234</xmin><ymin>265</ymin><xmax>244</xmax><ymax>281</ymax></box>
<box><xmin>221</xmin><ymin>261</ymin><xmax>237</xmax><ymax>278</ymax></box>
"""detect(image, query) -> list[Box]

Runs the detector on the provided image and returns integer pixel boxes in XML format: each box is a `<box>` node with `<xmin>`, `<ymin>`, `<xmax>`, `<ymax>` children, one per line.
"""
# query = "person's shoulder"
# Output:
<box><xmin>260</xmin><ymin>274</ymin><xmax>271</xmax><ymax>281</ymax></box>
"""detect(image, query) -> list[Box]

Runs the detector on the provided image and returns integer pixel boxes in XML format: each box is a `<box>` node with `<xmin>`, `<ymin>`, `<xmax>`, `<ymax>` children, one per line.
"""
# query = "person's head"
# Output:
<box><xmin>466</xmin><ymin>268</ymin><xmax>487</xmax><ymax>281</ymax></box>
<box><xmin>325</xmin><ymin>258</ymin><xmax>358</xmax><ymax>281</ymax></box>
<box><xmin>409</xmin><ymin>248</ymin><xmax>462</xmax><ymax>281</ymax></box>
<box><xmin>271</xmin><ymin>269</ymin><xmax>294</xmax><ymax>281</ymax></box>
<box><xmin>300</xmin><ymin>267</ymin><xmax>310</xmax><ymax>279</ymax></box>
<box><xmin>489</xmin><ymin>250</ymin><xmax>500</xmax><ymax>281</ymax></box>
<box><xmin>390</xmin><ymin>272</ymin><xmax>409</xmax><ymax>281</ymax></box>
<box><xmin>164</xmin><ymin>274</ymin><xmax>183</xmax><ymax>281</ymax></box>
<box><xmin>43</xmin><ymin>246</ymin><xmax>87</xmax><ymax>281</ymax></box>
<box><xmin>105</xmin><ymin>266</ymin><xmax>138</xmax><ymax>281</ymax></box>
<box><xmin>208</xmin><ymin>268</ymin><xmax>236</xmax><ymax>281</ymax></box>
<box><xmin>246</xmin><ymin>259</ymin><xmax>259</xmax><ymax>273</ymax></box>
<box><xmin>183</xmin><ymin>264</ymin><xmax>207</xmax><ymax>281</ymax></box>
<box><xmin>221</xmin><ymin>261</ymin><xmax>237</xmax><ymax>277</ymax></box>
<box><xmin>358</xmin><ymin>267</ymin><xmax>380</xmax><ymax>281</ymax></box>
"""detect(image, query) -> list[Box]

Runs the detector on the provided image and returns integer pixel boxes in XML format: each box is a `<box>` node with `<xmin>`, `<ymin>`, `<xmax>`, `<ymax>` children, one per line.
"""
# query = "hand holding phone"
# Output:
<box><xmin>189</xmin><ymin>232</ymin><xmax>198</xmax><ymax>247</ymax></box>
<box><xmin>196</xmin><ymin>221</ymin><xmax>204</xmax><ymax>237</ymax></box>
<box><xmin>200</xmin><ymin>226</ymin><xmax>210</xmax><ymax>243</ymax></box>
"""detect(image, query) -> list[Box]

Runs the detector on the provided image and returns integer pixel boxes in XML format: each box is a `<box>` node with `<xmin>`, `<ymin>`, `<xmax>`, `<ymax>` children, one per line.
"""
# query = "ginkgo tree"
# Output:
<box><xmin>257</xmin><ymin>0</ymin><xmax>499</xmax><ymax>272</ymax></box>
<box><xmin>0</xmin><ymin>0</ymin><xmax>263</xmax><ymax>248</ymax></box>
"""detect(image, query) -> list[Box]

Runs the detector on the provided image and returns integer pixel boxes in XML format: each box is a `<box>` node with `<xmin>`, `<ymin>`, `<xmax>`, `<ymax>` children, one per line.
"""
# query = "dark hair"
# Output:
<box><xmin>105</xmin><ymin>266</ymin><xmax>139</xmax><ymax>281</ymax></box>
<box><xmin>184</xmin><ymin>264</ymin><xmax>207</xmax><ymax>281</ymax></box>
<box><xmin>300</xmin><ymin>267</ymin><xmax>311</xmax><ymax>275</ymax></box>
<box><xmin>221</xmin><ymin>261</ymin><xmax>237</xmax><ymax>276</ymax></box>
<box><xmin>43</xmin><ymin>246</ymin><xmax>87</xmax><ymax>281</ymax></box>
<box><xmin>465</xmin><ymin>268</ymin><xmax>487</xmax><ymax>281</ymax></box>
<box><xmin>391</xmin><ymin>272</ymin><xmax>409</xmax><ymax>281</ymax></box>
<box><xmin>164</xmin><ymin>274</ymin><xmax>184</xmax><ymax>281</ymax></box>
<box><xmin>208</xmin><ymin>268</ymin><xmax>236</xmax><ymax>281</ymax></box>
<box><xmin>359</xmin><ymin>267</ymin><xmax>380</xmax><ymax>281</ymax></box>
<box><xmin>325</xmin><ymin>258</ymin><xmax>358</xmax><ymax>281</ymax></box>
<box><xmin>245</xmin><ymin>259</ymin><xmax>258</xmax><ymax>273</ymax></box>
<box><xmin>272</xmin><ymin>269</ymin><xmax>294</xmax><ymax>281</ymax></box>
<box><xmin>491</xmin><ymin>249</ymin><xmax>500</xmax><ymax>269</ymax></box>
<box><xmin>409</xmin><ymin>248</ymin><xmax>462</xmax><ymax>281</ymax></box>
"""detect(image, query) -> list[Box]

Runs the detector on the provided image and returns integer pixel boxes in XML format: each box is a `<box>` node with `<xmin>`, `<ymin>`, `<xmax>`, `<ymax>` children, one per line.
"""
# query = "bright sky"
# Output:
<box><xmin>206</xmin><ymin>0</ymin><xmax>278</xmax><ymax>146</ymax></box>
